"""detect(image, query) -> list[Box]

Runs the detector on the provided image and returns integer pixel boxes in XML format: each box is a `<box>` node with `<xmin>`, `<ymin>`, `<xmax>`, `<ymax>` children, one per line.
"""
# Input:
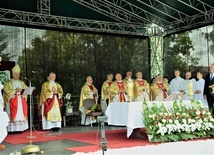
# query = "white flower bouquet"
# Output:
<box><xmin>143</xmin><ymin>100</ymin><xmax>214</xmax><ymax>142</ymax></box>
<box><xmin>65</xmin><ymin>93</ymin><xmax>73</xmax><ymax>113</ymax></box>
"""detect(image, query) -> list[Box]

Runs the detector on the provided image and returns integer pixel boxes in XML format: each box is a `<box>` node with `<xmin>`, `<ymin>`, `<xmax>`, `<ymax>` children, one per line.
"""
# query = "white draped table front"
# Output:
<box><xmin>106</xmin><ymin>100</ymin><xmax>198</xmax><ymax>138</ymax></box>
<box><xmin>0</xmin><ymin>112</ymin><xmax>9</xmax><ymax>143</ymax></box>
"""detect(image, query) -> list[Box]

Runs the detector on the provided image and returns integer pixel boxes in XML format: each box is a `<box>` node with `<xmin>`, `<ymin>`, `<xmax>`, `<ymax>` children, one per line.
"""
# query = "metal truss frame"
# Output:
<box><xmin>0</xmin><ymin>8</ymin><xmax>147</xmax><ymax>36</ymax></box>
<box><xmin>72</xmin><ymin>0</ymin><xmax>214</xmax><ymax>36</ymax></box>
<box><xmin>37</xmin><ymin>0</ymin><xmax>50</xmax><ymax>15</ymax></box>
<box><xmin>164</xmin><ymin>8</ymin><xmax>214</xmax><ymax>35</ymax></box>
<box><xmin>0</xmin><ymin>0</ymin><xmax>213</xmax><ymax>36</ymax></box>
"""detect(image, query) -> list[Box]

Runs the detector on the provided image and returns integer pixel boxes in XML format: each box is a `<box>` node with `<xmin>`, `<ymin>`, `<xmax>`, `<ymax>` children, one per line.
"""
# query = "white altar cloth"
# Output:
<box><xmin>106</xmin><ymin>100</ymin><xmax>197</xmax><ymax>138</ymax></box>
<box><xmin>0</xmin><ymin>112</ymin><xmax>9</xmax><ymax>143</ymax></box>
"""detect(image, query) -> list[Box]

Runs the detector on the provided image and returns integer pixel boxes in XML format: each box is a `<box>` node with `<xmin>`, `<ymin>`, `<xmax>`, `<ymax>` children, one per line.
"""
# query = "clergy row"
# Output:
<box><xmin>1</xmin><ymin>65</ymin><xmax>63</xmax><ymax>133</ymax></box>
<box><xmin>79</xmin><ymin>70</ymin><xmax>208</xmax><ymax>113</ymax></box>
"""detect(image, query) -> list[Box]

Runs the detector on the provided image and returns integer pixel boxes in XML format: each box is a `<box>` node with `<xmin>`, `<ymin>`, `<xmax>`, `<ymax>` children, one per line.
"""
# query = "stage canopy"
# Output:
<box><xmin>0</xmin><ymin>0</ymin><xmax>213</xmax><ymax>36</ymax></box>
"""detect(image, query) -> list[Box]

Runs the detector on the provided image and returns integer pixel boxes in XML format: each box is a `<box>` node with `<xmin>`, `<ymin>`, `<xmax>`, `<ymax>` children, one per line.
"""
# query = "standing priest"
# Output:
<box><xmin>110</xmin><ymin>73</ymin><xmax>129</xmax><ymax>102</ymax></box>
<box><xmin>133</xmin><ymin>71</ymin><xmax>150</xmax><ymax>102</ymax></box>
<box><xmin>39</xmin><ymin>72</ymin><xmax>63</xmax><ymax>131</ymax></box>
<box><xmin>3</xmin><ymin>64</ymin><xmax>28</xmax><ymax>132</ymax></box>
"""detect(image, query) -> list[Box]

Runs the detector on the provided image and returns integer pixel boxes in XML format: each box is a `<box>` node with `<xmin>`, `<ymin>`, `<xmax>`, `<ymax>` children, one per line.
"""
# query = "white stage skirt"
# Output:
<box><xmin>75</xmin><ymin>139</ymin><xmax>214</xmax><ymax>155</ymax></box>
<box><xmin>0</xmin><ymin>112</ymin><xmax>9</xmax><ymax>143</ymax></box>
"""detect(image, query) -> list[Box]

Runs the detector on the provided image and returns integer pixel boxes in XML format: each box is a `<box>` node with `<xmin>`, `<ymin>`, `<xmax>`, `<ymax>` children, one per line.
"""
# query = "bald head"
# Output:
<box><xmin>86</xmin><ymin>76</ymin><xmax>93</xmax><ymax>84</ymax></box>
<box><xmin>107</xmin><ymin>74</ymin><xmax>113</xmax><ymax>81</ymax></box>
<box><xmin>115</xmin><ymin>73</ymin><xmax>122</xmax><ymax>81</ymax></box>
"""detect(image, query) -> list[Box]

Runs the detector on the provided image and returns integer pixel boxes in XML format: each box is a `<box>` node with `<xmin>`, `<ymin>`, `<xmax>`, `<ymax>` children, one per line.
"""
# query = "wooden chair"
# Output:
<box><xmin>83</xmin><ymin>99</ymin><xmax>103</xmax><ymax>126</ymax></box>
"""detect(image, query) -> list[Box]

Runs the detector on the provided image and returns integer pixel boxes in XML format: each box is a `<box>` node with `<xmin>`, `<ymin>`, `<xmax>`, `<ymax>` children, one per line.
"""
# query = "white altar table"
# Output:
<box><xmin>0</xmin><ymin>112</ymin><xmax>9</xmax><ymax>143</ymax></box>
<box><xmin>106</xmin><ymin>100</ymin><xmax>197</xmax><ymax>138</ymax></box>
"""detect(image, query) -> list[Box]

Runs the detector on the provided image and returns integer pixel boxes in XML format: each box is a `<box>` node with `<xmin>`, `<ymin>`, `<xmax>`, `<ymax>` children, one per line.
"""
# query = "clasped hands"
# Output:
<box><xmin>118</xmin><ymin>90</ymin><xmax>125</xmax><ymax>93</ymax></box>
<box><xmin>195</xmin><ymin>90</ymin><xmax>201</xmax><ymax>94</ymax></box>
<box><xmin>15</xmin><ymin>88</ymin><xmax>22</xmax><ymax>93</ymax></box>
<box><xmin>53</xmin><ymin>90</ymin><xmax>58</xmax><ymax>94</ymax></box>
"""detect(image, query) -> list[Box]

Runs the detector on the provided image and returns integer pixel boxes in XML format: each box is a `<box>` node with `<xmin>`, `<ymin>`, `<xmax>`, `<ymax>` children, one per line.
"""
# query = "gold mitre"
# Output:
<box><xmin>12</xmin><ymin>64</ymin><xmax>21</xmax><ymax>74</ymax></box>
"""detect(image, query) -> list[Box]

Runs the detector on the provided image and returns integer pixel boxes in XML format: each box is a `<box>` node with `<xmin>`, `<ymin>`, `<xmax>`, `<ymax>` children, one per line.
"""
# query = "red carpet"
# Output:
<box><xmin>65</xmin><ymin>129</ymin><xmax>155</xmax><ymax>153</ymax></box>
<box><xmin>4</xmin><ymin>130</ymin><xmax>66</xmax><ymax>144</ymax></box>
<box><xmin>4</xmin><ymin>129</ymin><xmax>154</xmax><ymax>153</ymax></box>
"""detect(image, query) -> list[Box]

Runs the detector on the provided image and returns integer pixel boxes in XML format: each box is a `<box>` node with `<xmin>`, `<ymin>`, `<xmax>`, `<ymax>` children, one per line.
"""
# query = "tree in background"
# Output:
<box><xmin>18</xmin><ymin>30</ymin><xmax>149</xmax><ymax>96</ymax></box>
<box><xmin>164</xmin><ymin>31</ymin><xmax>199</xmax><ymax>80</ymax></box>
<box><xmin>0</xmin><ymin>29</ymin><xmax>13</xmax><ymax>60</ymax></box>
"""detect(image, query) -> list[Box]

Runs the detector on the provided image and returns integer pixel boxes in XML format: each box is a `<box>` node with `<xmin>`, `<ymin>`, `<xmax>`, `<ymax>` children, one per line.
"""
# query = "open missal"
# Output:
<box><xmin>164</xmin><ymin>92</ymin><xmax>183</xmax><ymax>101</ymax></box>
<box><xmin>21</xmin><ymin>87</ymin><xmax>35</xmax><ymax>95</ymax></box>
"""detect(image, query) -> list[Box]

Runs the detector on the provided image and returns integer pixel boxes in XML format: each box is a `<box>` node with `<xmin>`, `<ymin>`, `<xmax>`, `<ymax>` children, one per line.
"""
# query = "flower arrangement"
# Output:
<box><xmin>142</xmin><ymin>100</ymin><xmax>214</xmax><ymax>142</ymax></box>
<box><xmin>64</xmin><ymin>93</ymin><xmax>73</xmax><ymax>113</ymax></box>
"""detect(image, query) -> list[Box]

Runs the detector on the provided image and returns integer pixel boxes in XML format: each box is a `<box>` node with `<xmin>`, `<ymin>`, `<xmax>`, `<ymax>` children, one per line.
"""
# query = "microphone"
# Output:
<box><xmin>25</xmin><ymin>77</ymin><xmax>31</xmax><ymax>82</ymax></box>
<box><xmin>32</xmin><ymin>71</ymin><xmax>37</xmax><ymax>74</ymax></box>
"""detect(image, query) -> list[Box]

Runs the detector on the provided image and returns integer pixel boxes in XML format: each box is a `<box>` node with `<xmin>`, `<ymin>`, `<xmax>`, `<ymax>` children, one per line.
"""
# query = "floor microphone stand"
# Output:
<box><xmin>98</xmin><ymin>116</ymin><xmax>108</xmax><ymax>155</ymax></box>
<box><xmin>26</xmin><ymin>79</ymin><xmax>36</xmax><ymax>139</ymax></box>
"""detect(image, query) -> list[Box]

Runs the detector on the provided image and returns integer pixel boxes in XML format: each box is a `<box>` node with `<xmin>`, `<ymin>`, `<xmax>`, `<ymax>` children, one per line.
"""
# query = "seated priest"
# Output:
<box><xmin>150</xmin><ymin>74</ymin><xmax>169</xmax><ymax>101</ymax></box>
<box><xmin>133</xmin><ymin>71</ymin><xmax>150</xmax><ymax>102</ymax></box>
<box><xmin>79</xmin><ymin>76</ymin><xmax>102</xmax><ymax>125</ymax></box>
<box><xmin>39</xmin><ymin>72</ymin><xmax>63</xmax><ymax>131</ymax></box>
<box><xmin>110</xmin><ymin>73</ymin><xmax>129</xmax><ymax>102</ymax></box>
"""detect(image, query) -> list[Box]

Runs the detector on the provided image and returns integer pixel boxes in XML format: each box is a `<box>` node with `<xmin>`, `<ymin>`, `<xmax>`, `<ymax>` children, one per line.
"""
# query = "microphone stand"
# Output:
<box><xmin>98</xmin><ymin>116</ymin><xmax>108</xmax><ymax>155</ymax></box>
<box><xmin>26</xmin><ymin>78</ymin><xmax>36</xmax><ymax>139</ymax></box>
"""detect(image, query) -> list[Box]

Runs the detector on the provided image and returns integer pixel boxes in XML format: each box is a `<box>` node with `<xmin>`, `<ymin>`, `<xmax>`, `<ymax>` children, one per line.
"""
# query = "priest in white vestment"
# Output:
<box><xmin>0</xmin><ymin>82</ymin><xmax>3</xmax><ymax>112</ymax></box>
<box><xmin>195</xmin><ymin>72</ymin><xmax>208</xmax><ymax>107</ymax></box>
<box><xmin>170</xmin><ymin>69</ymin><xmax>184</xmax><ymax>94</ymax></box>
<box><xmin>181</xmin><ymin>72</ymin><xmax>196</xmax><ymax>100</ymax></box>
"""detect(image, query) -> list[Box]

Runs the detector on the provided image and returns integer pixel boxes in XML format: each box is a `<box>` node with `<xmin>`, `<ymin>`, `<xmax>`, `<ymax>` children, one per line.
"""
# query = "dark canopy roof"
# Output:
<box><xmin>0</xmin><ymin>0</ymin><xmax>213</xmax><ymax>36</ymax></box>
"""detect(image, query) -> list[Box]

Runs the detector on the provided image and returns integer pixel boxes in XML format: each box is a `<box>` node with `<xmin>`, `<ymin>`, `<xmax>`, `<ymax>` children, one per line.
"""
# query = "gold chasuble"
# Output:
<box><xmin>39</xmin><ymin>81</ymin><xmax>63</xmax><ymax>121</ymax></box>
<box><xmin>123</xmin><ymin>78</ymin><xmax>134</xmax><ymax>101</ymax></box>
<box><xmin>3</xmin><ymin>79</ymin><xmax>28</xmax><ymax>121</ymax></box>
<box><xmin>101</xmin><ymin>80</ymin><xmax>112</xmax><ymax>101</ymax></box>
<box><xmin>110</xmin><ymin>81</ymin><xmax>127</xmax><ymax>102</ymax></box>
<box><xmin>150</xmin><ymin>82</ymin><xmax>169</xmax><ymax>101</ymax></box>
<box><xmin>79</xmin><ymin>82</ymin><xmax>98</xmax><ymax>111</ymax></box>
<box><xmin>133</xmin><ymin>79</ymin><xmax>150</xmax><ymax>101</ymax></box>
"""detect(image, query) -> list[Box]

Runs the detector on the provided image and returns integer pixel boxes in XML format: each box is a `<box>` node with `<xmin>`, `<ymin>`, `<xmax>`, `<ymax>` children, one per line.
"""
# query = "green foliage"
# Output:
<box><xmin>143</xmin><ymin>100</ymin><xmax>214</xmax><ymax>143</ymax></box>
<box><xmin>18</xmin><ymin>30</ymin><xmax>149</xmax><ymax>95</ymax></box>
<box><xmin>0</xmin><ymin>29</ymin><xmax>12</xmax><ymax>61</ymax></box>
<box><xmin>164</xmin><ymin>31</ymin><xmax>199</xmax><ymax>79</ymax></box>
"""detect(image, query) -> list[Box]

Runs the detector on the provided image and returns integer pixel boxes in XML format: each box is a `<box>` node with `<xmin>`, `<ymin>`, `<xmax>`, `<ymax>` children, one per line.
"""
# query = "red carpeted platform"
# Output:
<box><xmin>4</xmin><ymin>129</ymin><xmax>154</xmax><ymax>153</ymax></box>
<box><xmin>4</xmin><ymin>130</ymin><xmax>65</xmax><ymax>144</ymax></box>
<box><xmin>65</xmin><ymin>129</ymin><xmax>154</xmax><ymax>153</ymax></box>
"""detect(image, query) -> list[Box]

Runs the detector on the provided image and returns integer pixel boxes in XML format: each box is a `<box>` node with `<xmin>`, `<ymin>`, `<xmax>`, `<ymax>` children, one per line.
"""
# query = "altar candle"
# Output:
<box><xmin>188</xmin><ymin>82</ymin><xmax>193</xmax><ymax>96</ymax></box>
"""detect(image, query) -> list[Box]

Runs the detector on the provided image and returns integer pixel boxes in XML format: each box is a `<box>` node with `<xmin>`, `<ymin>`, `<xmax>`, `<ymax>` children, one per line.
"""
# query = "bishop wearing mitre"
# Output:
<box><xmin>110</xmin><ymin>73</ymin><xmax>129</xmax><ymax>102</ymax></box>
<box><xmin>150</xmin><ymin>74</ymin><xmax>169</xmax><ymax>101</ymax></box>
<box><xmin>3</xmin><ymin>64</ymin><xmax>28</xmax><ymax>132</ymax></box>
<box><xmin>133</xmin><ymin>71</ymin><xmax>150</xmax><ymax>101</ymax></box>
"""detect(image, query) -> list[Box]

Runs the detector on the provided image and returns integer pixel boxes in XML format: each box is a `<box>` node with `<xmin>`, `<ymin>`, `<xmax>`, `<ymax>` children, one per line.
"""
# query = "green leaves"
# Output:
<box><xmin>143</xmin><ymin>100</ymin><xmax>214</xmax><ymax>143</ymax></box>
